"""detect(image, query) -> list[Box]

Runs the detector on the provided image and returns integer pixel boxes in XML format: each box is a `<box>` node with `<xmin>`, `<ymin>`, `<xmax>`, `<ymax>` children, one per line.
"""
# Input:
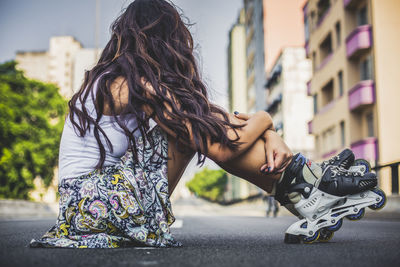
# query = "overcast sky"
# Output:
<box><xmin>0</xmin><ymin>0</ymin><xmax>243</xmax><ymax>109</ymax></box>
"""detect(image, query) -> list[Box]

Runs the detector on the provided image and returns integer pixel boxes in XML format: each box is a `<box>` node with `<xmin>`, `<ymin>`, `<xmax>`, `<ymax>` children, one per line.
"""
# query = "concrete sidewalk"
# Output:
<box><xmin>1</xmin><ymin>194</ymin><xmax>400</xmax><ymax>220</ymax></box>
<box><xmin>0</xmin><ymin>199</ymin><xmax>58</xmax><ymax>220</ymax></box>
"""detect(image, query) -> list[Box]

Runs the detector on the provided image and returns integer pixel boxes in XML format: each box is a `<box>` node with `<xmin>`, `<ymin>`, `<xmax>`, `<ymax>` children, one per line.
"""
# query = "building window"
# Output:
<box><xmin>328</xmin><ymin>127</ymin><xmax>335</xmax><ymax>152</ymax></box>
<box><xmin>322</xmin><ymin>126</ymin><xmax>336</xmax><ymax>154</ymax></box>
<box><xmin>360</xmin><ymin>56</ymin><xmax>372</xmax><ymax>80</ymax></box>
<box><xmin>357</xmin><ymin>6</ymin><xmax>368</xmax><ymax>26</ymax></box>
<box><xmin>335</xmin><ymin>21</ymin><xmax>341</xmax><ymax>47</ymax></box>
<box><xmin>321</xmin><ymin>79</ymin><xmax>334</xmax><ymax>106</ymax></box>
<box><xmin>304</xmin><ymin>15</ymin><xmax>310</xmax><ymax>41</ymax></box>
<box><xmin>317</xmin><ymin>0</ymin><xmax>331</xmax><ymax>22</ymax></box>
<box><xmin>312</xmin><ymin>51</ymin><xmax>317</xmax><ymax>71</ymax></box>
<box><xmin>366</xmin><ymin>112</ymin><xmax>374</xmax><ymax>137</ymax></box>
<box><xmin>319</xmin><ymin>33</ymin><xmax>332</xmax><ymax>64</ymax></box>
<box><xmin>322</xmin><ymin>131</ymin><xmax>327</xmax><ymax>152</ymax></box>
<box><xmin>310</xmin><ymin>11</ymin><xmax>316</xmax><ymax>30</ymax></box>
<box><xmin>340</xmin><ymin>121</ymin><xmax>345</xmax><ymax>147</ymax></box>
<box><xmin>313</xmin><ymin>94</ymin><xmax>318</xmax><ymax>114</ymax></box>
<box><xmin>338</xmin><ymin>71</ymin><xmax>344</xmax><ymax>96</ymax></box>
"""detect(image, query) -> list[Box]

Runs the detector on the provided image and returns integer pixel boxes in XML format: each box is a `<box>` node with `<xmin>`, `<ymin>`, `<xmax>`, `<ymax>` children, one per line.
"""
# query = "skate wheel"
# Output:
<box><xmin>318</xmin><ymin>229</ymin><xmax>334</xmax><ymax>242</ymax></box>
<box><xmin>346</xmin><ymin>208</ymin><xmax>365</xmax><ymax>220</ymax></box>
<box><xmin>326</xmin><ymin>218</ymin><xmax>343</xmax><ymax>232</ymax></box>
<box><xmin>369</xmin><ymin>188</ymin><xmax>387</xmax><ymax>210</ymax></box>
<box><xmin>284</xmin><ymin>233</ymin><xmax>302</xmax><ymax>244</ymax></box>
<box><xmin>353</xmin><ymin>159</ymin><xmax>371</xmax><ymax>173</ymax></box>
<box><xmin>302</xmin><ymin>231</ymin><xmax>320</xmax><ymax>244</ymax></box>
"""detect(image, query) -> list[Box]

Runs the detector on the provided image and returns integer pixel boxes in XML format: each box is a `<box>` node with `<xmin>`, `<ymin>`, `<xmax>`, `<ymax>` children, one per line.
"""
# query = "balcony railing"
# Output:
<box><xmin>373</xmin><ymin>162</ymin><xmax>400</xmax><ymax>195</ymax></box>
<box><xmin>351</xmin><ymin>137</ymin><xmax>378</xmax><ymax>162</ymax></box>
<box><xmin>265</xmin><ymin>65</ymin><xmax>282</xmax><ymax>90</ymax></box>
<box><xmin>318</xmin><ymin>98</ymin><xmax>336</xmax><ymax>115</ymax></box>
<box><xmin>318</xmin><ymin>52</ymin><xmax>333</xmax><ymax>71</ymax></box>
<box><xmin>346</xmin><ymin>25</ymin><xmax>372</xmax><ymax>59</ymax></box>
<box><xmin>316</xmin><ymin>6</ymin><xmax>331</xmax><ymax>28</ymax></box>
<box><xmin>348</xmin><ymin>80</ymin><xmax>375</xmax><ymax>111</ymax></box>
<box><xmin>266</xmin><ymin>93</ymin><xmax>282</xmax><ymax>113</ymax></box>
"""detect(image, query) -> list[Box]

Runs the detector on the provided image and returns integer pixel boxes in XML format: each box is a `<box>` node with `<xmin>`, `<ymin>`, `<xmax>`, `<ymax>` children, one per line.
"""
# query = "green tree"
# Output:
<box><xmin>0</xmin><ymin>61</ymin><xmax>67</xmax><ymax>199</ymax></box>
<box><xmin>186</xmin><ymin>167</ymin><xmax>227</xmax><ymax>202</ymax></box>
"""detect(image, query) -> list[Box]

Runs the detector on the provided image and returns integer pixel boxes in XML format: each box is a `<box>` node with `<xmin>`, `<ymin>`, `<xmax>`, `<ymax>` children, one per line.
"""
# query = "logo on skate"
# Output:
<box><xmin>307</xmin><ymin>160</ymin><xmax>312</xmax><ymax>167</ymax></box>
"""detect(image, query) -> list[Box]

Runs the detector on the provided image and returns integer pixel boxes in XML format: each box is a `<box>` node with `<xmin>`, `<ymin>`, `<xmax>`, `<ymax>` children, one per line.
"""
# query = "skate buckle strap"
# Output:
<box><xmin>275</xmin><ymin>153</ymin><xmax>308</xmax><ymax>205</ymax></box>
<box><xmin>288</xmin><ymin>183</ymin><xmax>314</xmax><ymax>199</ymax></box>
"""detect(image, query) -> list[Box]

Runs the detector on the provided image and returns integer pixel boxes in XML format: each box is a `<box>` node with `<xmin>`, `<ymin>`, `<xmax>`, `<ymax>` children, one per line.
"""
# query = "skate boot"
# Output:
<box><xmin>277</xmin><ymin>149</ymin><xmax>356</xmax><ymax>218</ymax></box>
<box><xmin>273</xmin><ymin>153</ymin><xmax>386</xmax><ymax>244</ymax></box>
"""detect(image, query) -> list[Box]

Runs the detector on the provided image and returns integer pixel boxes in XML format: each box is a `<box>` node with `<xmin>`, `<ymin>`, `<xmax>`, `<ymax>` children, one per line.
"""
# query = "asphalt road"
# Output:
<box><xmin>1</xmin><ymin>215</ymin><xmax>399</xmax><ymax>267</ymax></box>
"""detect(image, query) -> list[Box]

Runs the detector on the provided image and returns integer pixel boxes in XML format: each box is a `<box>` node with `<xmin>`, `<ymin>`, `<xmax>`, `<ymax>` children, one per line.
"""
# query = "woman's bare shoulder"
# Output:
<box><xmin>103</xmin><ymin>76</ymin><xmax>129</xmax><ymax>115</ymax></box>
<box><xmin>103</xmin><ymin>76</ymin><xmax>155</xmax><ymax>115</ymax></box>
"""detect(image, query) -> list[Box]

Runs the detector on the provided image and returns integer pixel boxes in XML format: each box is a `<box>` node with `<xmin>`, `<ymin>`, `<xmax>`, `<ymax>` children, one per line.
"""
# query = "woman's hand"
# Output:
<box><xmin>260</xmin><ymin>130</ymin><xmax>293</xmax><ymax>174</ymax></box>
<box><xmin>234</xmin><ymin>111</ymin><xmax>291</xmax><ymax>173</ymax></box>
<box><xmin>233</xmin><ymin>111</ymin><xmax>251</xmax><ymax>121</ymax></box>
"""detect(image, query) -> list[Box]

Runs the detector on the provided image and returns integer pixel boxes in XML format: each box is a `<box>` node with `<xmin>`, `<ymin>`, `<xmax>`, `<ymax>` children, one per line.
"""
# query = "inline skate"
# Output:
<box><xmin>273</xmin><ymin>152</ymin><xmax>386</xmax><ymax>244</ymax></box>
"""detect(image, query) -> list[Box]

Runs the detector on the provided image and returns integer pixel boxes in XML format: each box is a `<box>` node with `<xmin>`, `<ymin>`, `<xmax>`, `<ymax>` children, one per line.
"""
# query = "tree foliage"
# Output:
<box><xmin>0</xmin><ymin>61</ymin><xmax>67</xmax><ymax>199</ymax></box>
<box><xmin>186</xmin><ymin>168</ymin><xmax>227</xmax><ymax>202</ymax></box>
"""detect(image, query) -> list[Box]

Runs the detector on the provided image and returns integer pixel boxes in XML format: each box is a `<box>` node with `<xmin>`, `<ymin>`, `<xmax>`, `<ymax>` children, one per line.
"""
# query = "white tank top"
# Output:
<box><xmin>58</xmin><ymin>74</ymin><xmax>157</xmax><ymax>181</ymax></box>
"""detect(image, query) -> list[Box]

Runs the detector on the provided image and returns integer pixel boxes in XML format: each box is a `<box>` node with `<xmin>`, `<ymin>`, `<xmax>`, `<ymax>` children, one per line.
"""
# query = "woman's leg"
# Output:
<box><xmin>167</xmin><ymin>133</ymin><xmax>281</xmax><ymax>195</ymax></box>
<box><xmin>167</xmin><ymin>134</ymin><xmax>196</xmax><ymax>195</ymax></box>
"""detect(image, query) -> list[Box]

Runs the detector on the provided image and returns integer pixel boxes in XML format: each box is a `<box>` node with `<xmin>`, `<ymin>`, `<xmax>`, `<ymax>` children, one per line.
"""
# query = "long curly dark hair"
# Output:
<box><xmin>68</xmin><ymin>0</ymin><xmax>244</xmax><ymax>169</ymax></box>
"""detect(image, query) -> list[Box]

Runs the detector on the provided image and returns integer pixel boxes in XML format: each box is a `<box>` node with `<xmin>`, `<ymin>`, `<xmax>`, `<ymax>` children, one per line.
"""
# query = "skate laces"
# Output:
<box><xmin>321</xmin><ymin>155</ymin><xmax>340</xmax><ymax>167</ymax></box>
<box><xmin>329</xmin><ymin>166</ymin><xmax>363</xmax><ymax>178</ymax></box>
<box><xmin>321</xmin><ymin>155</ymin><xmax>350</xmax><ymax>169</ymax></box>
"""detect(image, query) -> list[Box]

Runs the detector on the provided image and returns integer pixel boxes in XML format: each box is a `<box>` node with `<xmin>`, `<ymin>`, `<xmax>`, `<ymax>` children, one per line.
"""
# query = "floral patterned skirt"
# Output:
<box><xmin>29</xmin><ymin>125</ymin><xmax>181</xmax><ymax>248</ymax></box>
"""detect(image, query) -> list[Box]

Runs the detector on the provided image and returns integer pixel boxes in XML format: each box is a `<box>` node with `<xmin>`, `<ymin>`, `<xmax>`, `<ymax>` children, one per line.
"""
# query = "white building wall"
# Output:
<box><xmin>48</xmin><ymin>36</ymin><xmax>82</xmax><ymax>98</ymax></box>
<box><xmin>230</xmin><ymin>24</ymin><xmax>248</xmax><ymax>114</ymax></box>
<box><xmin>73</xmin><ymin>48</ymin><xmax>103</xmax><ymax>94</ymax></box>
<box><xmin>281</xmin><ymin>47</ymin><xmax>314</xmax><ymax>157</ymax></box>
<box><xmin>16</xmin><ymin>51</ymin><xmax>49</xmax><ymax>81</ymax></box>
<box><xmin>267</xmin><ymin>47</ymin><xmax>314</xmax><ymax>157</ymax></box>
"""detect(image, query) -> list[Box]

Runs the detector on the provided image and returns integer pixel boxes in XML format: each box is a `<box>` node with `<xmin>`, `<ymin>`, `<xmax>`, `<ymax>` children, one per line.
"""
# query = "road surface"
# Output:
<box><xmin>1</xmin><ymin>214</ymin><xmax>399</xmax><ymax>267</ymax></box>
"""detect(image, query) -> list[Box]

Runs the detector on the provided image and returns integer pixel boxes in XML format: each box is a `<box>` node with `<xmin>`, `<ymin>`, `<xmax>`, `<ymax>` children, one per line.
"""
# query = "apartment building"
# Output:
<box><xmin>16</xmin><ymin>36</ymin><xmax>101</xmax><ymax>99</ymax></box>
<box><xmin>304</xmin><ymin>0</ymin><xmax>400</xmax><ymax>194</ymax></box>
<box><xmin>14</xmin><ymin>51</ymin><xmax>49</xmax><ymax>82</ymax></box>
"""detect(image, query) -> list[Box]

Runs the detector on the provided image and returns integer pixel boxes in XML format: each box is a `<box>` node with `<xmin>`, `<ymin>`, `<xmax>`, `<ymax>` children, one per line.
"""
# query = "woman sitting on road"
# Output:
<box><xmin>30</xmin><ymin>0</ymin><xmax>379</xmax><ymax>248</ymax></box>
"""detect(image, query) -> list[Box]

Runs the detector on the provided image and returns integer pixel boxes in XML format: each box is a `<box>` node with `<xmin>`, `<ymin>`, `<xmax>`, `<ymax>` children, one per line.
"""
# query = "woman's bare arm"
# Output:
<box><xmin>107</xmin><ymin>77</ymin><xmax>274</xmax><ymax>163</ymax></box>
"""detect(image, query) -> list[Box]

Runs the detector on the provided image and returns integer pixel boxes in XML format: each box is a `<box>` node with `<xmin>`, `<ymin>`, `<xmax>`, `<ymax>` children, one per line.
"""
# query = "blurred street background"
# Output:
<box><xmin>1</xmin><ymin>0</ymin><xmax>400</xmax><ymax>266</ymax></box>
